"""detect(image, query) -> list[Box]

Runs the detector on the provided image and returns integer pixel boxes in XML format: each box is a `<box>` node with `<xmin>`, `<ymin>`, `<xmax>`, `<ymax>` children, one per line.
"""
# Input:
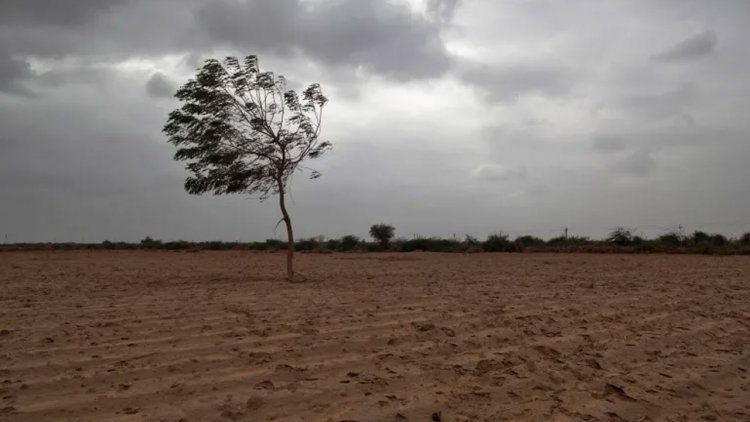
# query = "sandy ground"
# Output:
<box><xmin>0</xmin><ymin>251</ymin><xmax>749</xmax><ymax>422</ymax></box>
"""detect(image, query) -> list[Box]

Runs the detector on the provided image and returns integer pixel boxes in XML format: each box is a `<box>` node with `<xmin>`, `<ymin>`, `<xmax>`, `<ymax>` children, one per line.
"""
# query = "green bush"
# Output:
<box><xmin>340</xmin><ymin>235</ymin><xmax>360</xmax><ymax>251</ymax></box>
<box><xmin>606</xmin><ymin>227</ymin><xmax>636</xmax><ymax>246</ymax></box>
<box><xmin>295</xmin><ymin>237</ymin><xmax>320</xmax><ymax>251</ymax></box>
<box><xmin>264</xmin><ymin>238</ymin><xmax>286</xmax><ymax>251</ymax></box>
<box><xmin>140</xmin><ymin>236</ymin><xmax>162</xmax><ymax>249</ymax></box>
<box><xmin>483</xmin><ymin>234</ymin><xmax>516</xmax><ymax>252</ymax></box>
<box><xmin>369</xmin><ymin>224</ymin><xmax>395</xmax><ymax>249</ymax></box>
<box><xmin>691</xmin><ymin>231</ymin><xmax>710</xmax><ymax>245</ymax></box>
<box><xmin>709</xmin><ymin>234</ymin><xmax>727</xmax><ymax>247</ymax></box>
<box><xmin>401</xmin><ymin>237</ymin><xmax>461</xmax><ymax>252</ymax></box>
<box><xmin>546</xmin><ymin>235</ymin><xmax>590</xmax><ymax>246</ymax></box>
<box><xmin>657</xmin><ymin>232</ymin><xmax>684</xmax><ymax>247</ymax></box>
<box><xmin>514</xmin><ymin>235</ymin><xmax>544</xmax><ymax>250</ymax></box>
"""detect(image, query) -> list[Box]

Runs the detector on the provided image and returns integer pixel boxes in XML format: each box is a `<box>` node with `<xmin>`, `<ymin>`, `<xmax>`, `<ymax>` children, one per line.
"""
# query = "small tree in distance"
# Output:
<box><xmin>340</xmin><ymin>235</ymin><xmax>360</xmax><ymax>251</ymax></box>
<box><xmin>164</xmin><ymin>55</ymin><xmax>331</xmax><ymax>281</ymax></box>
<box><xmin>369</xmin><ymin>224</ymin><xmax>395</xmax><ymax>249</ymax></box>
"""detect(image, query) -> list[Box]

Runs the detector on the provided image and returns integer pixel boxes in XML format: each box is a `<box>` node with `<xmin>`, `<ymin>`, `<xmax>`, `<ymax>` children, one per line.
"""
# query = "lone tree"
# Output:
<box><xmin>164</xmin><ymin>55</ymin><xmax>331</xmax><ymax>281</ymax></box>
<box><xmin>369</xmin><ymin>224</ymin><xmax>395</xmax><ymax>249</ymax></box>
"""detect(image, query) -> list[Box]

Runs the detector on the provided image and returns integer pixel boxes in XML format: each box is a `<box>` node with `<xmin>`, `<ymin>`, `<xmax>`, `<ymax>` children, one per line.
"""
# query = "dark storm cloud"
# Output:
<box><xmin>460</xmin><ymin>63</ymin><xmax>573</xmax><ymax>103</ymax></box>
<box><xmin>653</xmin><ymin>30</ymin><xmax>717</xmax><ymax>62</ymax></box>
<box><xmin>0</xmin><ymin>53</ymin><xmax>33</xmax><ymax>94</ymax></box>
<box><xmin>1</xmin><ymin>0</ymin><xmax>749</xmax><ymax>242</ymax></box>
<box><xmin>196</xmin><ymin>0</ymin><xmax>453</xmax><ymax>79</ymax></box>
<box><xmin>146</xmin><ymin>72</ymin><xmax>176</xmax><ymax>99</ymax></box>
<box><xmin>0</xmin><ymin>0</ymin><xmax>130</xmax><ymax>27</ymax></box>
<box><xmin>35</xmin><ymin>66</ymin><xmax>113</xmax><ymax>88</ymax></box>
<box><xmin>0</xmin><ymin>0</ymin><xmax>453</xmax><ymax>82</ymax></box>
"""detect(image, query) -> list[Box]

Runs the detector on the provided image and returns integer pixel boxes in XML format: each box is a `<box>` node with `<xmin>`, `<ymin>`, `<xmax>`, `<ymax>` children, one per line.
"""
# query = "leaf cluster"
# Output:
<box><xmin>164</xmin><ymin>55</ymin><xmax>331</xmax><ymax>199</ymax></box>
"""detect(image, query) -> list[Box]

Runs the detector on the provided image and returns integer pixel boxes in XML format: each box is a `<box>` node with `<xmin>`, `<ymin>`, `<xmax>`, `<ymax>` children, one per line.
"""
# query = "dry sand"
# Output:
<box><xmin>0</xmin><ymin>251</ymin><xmax>749</xmax><ymax>421</ymax></box>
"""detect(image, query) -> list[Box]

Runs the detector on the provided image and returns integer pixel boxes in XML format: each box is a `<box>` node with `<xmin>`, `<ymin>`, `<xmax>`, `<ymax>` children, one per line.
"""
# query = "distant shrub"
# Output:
<box><xmin>657</xmin><ymin>232</ymin><xmax>684</xmax><ymax>248</ymax></box>
<box><xmin>461</xmin><ymin>235</ymin><xmax>482</xmax><ymax>252</ymax></box>
<box><xmin>203</xmin><ymin>240</ymin><xmax>234</xmax><ymax>250</ymax></box>
<box><xmin>690</xmin><ymin>231</ymin><xmax>710</xmax><ymax>245</ymax></box>
<box><xmin>338</xmin><ymin>235</ymin><xmax>360</xmax><ymax>251</ymax></box>
<box><xmin>140</xmin><ymin>236</ymin><xmax>162</xmax><ymax>249</ymax></box>
<box><xmin>295</xmin><ymin>237</ymin><xmax>321</xmax><ymax>251</ymax></box>
<box><xmin>401</xmin><ymin>237</ymin><xmax>461</xmax><ymax>252</ymax></box>
<box><xmin>546</xmin><ymin>235</ymin><xmax>590</xmax><ymax>246</ymax></box>
<box><xmin>264</xmin><ymin>238</ymin><xmax>286</xmax><ymax>251</ymax></box>
<box><xmin>709</xmin><ymin>234</ymin><xmax>727</xmax><ymax>247</ymax></box>
<box><xmin>101</xmin><ymin>240</ymin><xmax>137</xmax><ymax>250</ymax></box>
<box><xmin>483</xmin><ymin>234</ymin><xmax>515</xmax><ymax>252</ymax></box>
<box><xmin>606</xmin><ymin>227</ymin><xmax>636</xmax><ymax>246</ymax></box>
<box><xmin>163</xmin><ymin>240</ymin><xmax>192</xmax><ymax>250</ymax></box>
<box><xmin>369</xmin><ymin>224</ymin><xmax>395</xmax><ymax>249</ymax></box>
<box><xmin>741</xmin><ymin>232</ymin><xmax>750</xmax><ymax>245</ymax></box>
<box><xmin>325</xmin><ymin>239</ymin><xmax>342</xmax><ymax>251</ymax></box>
<box><xmin>514</xmin><ymin>235</ymin><xmax>544</xmax><ymax>250</ymax></box>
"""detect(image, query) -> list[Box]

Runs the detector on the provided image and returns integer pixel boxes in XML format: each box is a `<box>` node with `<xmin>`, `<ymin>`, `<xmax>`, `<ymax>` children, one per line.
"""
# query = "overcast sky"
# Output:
<box><xmin>1</xmin><ymin>0</ymin><xmax>749</xmax><ymax>243</ymax></box>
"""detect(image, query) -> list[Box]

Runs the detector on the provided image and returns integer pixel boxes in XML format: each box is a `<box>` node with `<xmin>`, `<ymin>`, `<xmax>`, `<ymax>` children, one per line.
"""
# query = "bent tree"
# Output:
<box><xmin>163</xmin><ymin>55</ymin><xmax>331</xmax><ymax>281</ymax></box>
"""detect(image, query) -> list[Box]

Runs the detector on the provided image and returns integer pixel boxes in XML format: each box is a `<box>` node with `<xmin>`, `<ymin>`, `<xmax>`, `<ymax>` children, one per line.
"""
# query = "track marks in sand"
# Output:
<box><xmin>1</xmin><ymin>251</ymin><xmax>749</xmax><ymax>421</ymax></box>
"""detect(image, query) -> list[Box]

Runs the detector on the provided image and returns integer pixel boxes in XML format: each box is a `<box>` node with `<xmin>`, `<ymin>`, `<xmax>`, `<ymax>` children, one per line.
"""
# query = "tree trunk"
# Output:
<box><xmin>278</xmin><ymin>188</ymin><xmax>295</xmax><ymax>281</ymax></box>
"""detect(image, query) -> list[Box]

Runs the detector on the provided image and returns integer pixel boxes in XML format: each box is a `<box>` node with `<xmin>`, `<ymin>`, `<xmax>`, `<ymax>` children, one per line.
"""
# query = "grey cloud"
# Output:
<box><xmin>617</xmin><ymin>84</ymin><xmax>697</xmax><ymax>122</ymax></box>
<box><xmin>0</xmin><ymin>53</ymin><xmax>33</xmax><ymax>94</ymax></box>
<box><xmin>146</xmin><ymin>72</ymin><xmax>176</xmax><ymax>99</ymax></box>
<box><xmin>473</xmin><ymin>164</ymin><xmax>528</xmax><ymax>182</ymax></box>
<box><xmin>460</xmin><ymin>63</ymin><xmax>573</xmax><ymax>103</ymax></box>
<box><xmin>2</xmin><ymin>0</ymin><xmax>750</xmax><ymax>242</ymax></box>
<box><xmin>36</xmin><ymin>66</ymin><xmax>115</xmax><ymax>88</ymax></box>
<box><xmin>196</xmin><ymin>0</ymin><xmax>453</xmax><ymax>80</ymax></box>
<box><xmin>593</xmin><ymin>135</ymin><xmax>626</xmax><ymax>153</ymax></box>
<box><xmin>427</xmin><ymin>0</ymin><xmax>461</xmax><ymax>23</ymax></box>
<box><xmin>0</xmin><ymin>0</ymin><xmax>129</xmax><ymax>27</ymax></box>
<box><xmin>653</xmin><ymin>30</ymin><xmax>717</xmax><ymax>62</ymax></box>
<box><xmin>614</xmin><ymin>150</ymin><xmax>655</xmax><ymax>177</ymax></box>
<box><xmin>1</xmin><ymin>0</ymin><xmax>452</xmax><ymax>82</ymax></box>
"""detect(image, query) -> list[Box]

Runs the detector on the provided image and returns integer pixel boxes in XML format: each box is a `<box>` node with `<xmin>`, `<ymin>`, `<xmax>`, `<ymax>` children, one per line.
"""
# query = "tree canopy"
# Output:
<box><xmin>369</xmin><ymin>224</ymin><xmax>395</xmax><ymax>248</ymax></box>
<box><xmin>164</xmin><ymin>55</ymin><xmax>331</xmax><ymax>280</ymax></box>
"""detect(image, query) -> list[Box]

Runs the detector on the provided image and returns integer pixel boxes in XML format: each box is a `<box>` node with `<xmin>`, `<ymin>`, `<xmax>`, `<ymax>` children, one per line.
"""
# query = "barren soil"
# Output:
<box><xmin>1</xmin><ymin>251</ymin><xmax>749</xmax><ymax>421</ymax></box>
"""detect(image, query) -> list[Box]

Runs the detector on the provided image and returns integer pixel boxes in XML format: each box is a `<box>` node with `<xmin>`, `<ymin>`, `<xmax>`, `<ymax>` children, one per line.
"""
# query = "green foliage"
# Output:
<box><xmin>546</xmin><ymin>235</ymin><xmax>590</xmax><ymax>246</ymax></box>
<box><xmin>325</xmin><ymin>239</ymin><xmax>342</xmax><ymax>251</ymax></box>
<box><xmin>741</xmin><ymin>232</ymin><xmax>750</xmax><ymax>245</ymax></box>
<box><xmin>164</xmin><ymin>55</ymin><xmax>331</xmax><ymax>199</ymax></box>
<box><xmin>264</xmin><ymin>238</ymin><xmax>287</xmax><ymax>251</ymax></box>
<box><xmin>657</xmin><ymin>232</ymin><xmax>684</xmax><ymax>248</ymax></box>
<box><xmin>162</xmin><ymin>240</ymin><xmax>194</xmax><ymax>250</ymax></box>
<box><xmin>514</xmin><ymin>235</ymin><xmax>544</xmax><ymax>250</ymax></box>
<box><xmin>100</xmin><ymin>240</ymin><xmax>137</xmax><ymax>250</ymax></box>
<box><xmin>606</xmin><ymin>227</ymin><xmax>636</xmax><ymax>246</ymax></box>
<box><xmin>340</xmin><ymin>235</ymin><xmax>360</xmax><ymax>251</ymax></box>
<box><xmin>401</xmin><ymin>237</ymin><xmax>461</xmax><ymax>252</ymax></box>
<box><xmin>483</xmin><ymin>234</ymin><xmax>516</xmax><ymax>252</ymax></box>
<box><xmin>690</xmin><ymin>231</ymin><xmax>710</xmax><ymax>245</ymax></box>
<box><xmin>140</xmin><ymin>236</ymin><xmax>162</xmax><ymax>249</ymax></box>
<box><xmin>295</xmin><ymin>237</ymin><xmax>320</xmax><ymax>251</ymax></box>
<box><xmin>369</xmin><ymin>224</ymin><xmax>395</xmax><ymax>248</ymax></box>
<box><xmin>709</xmin><ymin>234</ymin><xmax>727</xmax><ymax>246</ymax></box>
